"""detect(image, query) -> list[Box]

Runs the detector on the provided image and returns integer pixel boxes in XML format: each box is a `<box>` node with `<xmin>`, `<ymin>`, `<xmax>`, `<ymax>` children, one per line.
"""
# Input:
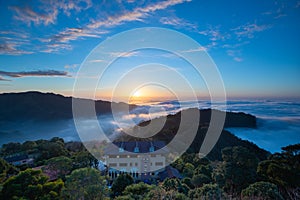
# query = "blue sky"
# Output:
<box><xmin>0</xmin><ymin>0</ymin><xmax>299</xmax><ymax>100</ymax></box>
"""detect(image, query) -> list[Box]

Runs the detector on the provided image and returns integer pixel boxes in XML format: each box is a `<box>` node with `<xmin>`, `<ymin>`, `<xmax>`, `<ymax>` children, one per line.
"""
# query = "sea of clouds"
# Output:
<box><xmin>1</xmin><ymin>99</ymin><xmax>299</xmax><ymax>153</ymax></box>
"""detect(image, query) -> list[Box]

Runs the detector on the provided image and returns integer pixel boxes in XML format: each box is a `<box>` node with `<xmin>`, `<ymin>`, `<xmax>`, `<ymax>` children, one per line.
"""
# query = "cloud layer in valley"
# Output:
<box><xmin>1</xmin><ymin>99</ymin><xmax>299</xmax><ymax>153</ymax></box>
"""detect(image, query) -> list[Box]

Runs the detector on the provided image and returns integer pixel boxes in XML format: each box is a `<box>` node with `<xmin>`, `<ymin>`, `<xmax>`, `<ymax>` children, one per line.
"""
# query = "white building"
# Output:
<box><xmin>104</xmin><ymin>141</ymin><xmax>168</xmax><ymax>180</ymax></box>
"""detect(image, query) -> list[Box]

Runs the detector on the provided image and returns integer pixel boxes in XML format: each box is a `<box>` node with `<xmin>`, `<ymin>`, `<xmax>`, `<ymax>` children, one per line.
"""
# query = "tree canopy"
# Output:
<box><xmin>212</xmin><ymin>146</ymin><xmax>259</xmax><ymax>195</ymax></box>
<box><xmin>241</xmin><ymin>181</ymin><xmax>283</xmax><ymax>200</ymax></box>
<box><xmin>62</xmin><ymin>167</ymin><xmax>108</xmax><ymax>200</ymax></box>
<box><xmin>111</xmin><ymin>174</ymin><xmax>134</xmax><ymax>197</ymax></box>
<box><xmin>1</xmin><ymin>168</ymin><xmax>63</xmax><ymax>200</ymax></box>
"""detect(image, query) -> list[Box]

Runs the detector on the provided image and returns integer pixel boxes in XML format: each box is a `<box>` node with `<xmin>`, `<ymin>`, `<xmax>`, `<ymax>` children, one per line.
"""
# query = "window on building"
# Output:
<box><xmin>119</xmin><ymin>163</ymin><xmax>127</xmax><ymax>167</ymax></box>
<box><xmin>109</xmin><ymin>163</ymin><xmax>117</xmax><ymax>167</ymax></box>
<box><xmin>155</xmin><ymin>162</ymin><xmax>163</xmax><ymax>166</ymax></box>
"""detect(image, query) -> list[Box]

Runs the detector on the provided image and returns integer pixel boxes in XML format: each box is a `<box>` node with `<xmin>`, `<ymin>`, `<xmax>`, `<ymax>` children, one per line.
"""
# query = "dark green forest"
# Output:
<box><xmin>0</xmin><ymin>137</ymin><xmax>299</xmax><ymax>200</ymax></box>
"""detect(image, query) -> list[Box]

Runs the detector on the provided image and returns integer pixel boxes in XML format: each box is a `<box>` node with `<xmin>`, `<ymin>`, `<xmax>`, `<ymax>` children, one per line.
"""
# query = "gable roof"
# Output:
<box><xmin>158</xmin><ymin>165</ymin><xmax>182</xmax><ymax>180</ymax></box>
<box><xmin>4</xmin><ymin>154</ymin><xmax>29</xmax><ymax>162</ymax></box>
<box><xmin>104</xmin><ymin>141</ymin><xmax>168</xmax><ymax>155</ymax></box>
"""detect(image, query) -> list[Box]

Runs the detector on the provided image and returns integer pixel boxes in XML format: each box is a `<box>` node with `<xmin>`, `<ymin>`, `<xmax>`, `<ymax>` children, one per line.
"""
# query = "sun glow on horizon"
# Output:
<box><xmin>132</xmin><ymin>90</ymin><xmax>142</xmax><ymax>98</ymax></box>
<box><xmin>128</xmin><ymin>89</ymin><xmax>146</xmax><ymax>104</ymax></box>
<box><xmin>127</xmin><ymin>85</ymin><xmax>179</xmax><ymax>105</ymax></box>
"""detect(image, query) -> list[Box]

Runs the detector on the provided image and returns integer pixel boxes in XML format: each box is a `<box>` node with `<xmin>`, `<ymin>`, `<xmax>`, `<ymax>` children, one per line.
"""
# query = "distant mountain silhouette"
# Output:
<box><xmin>0</xmin><ymin>91</ymin><xmax>136</xmax><ymax>122</ymax></box>
<box><xmin>114</xmin><ymin>108</ymin><xmax>269</xmax><ymax>161</ymax></box>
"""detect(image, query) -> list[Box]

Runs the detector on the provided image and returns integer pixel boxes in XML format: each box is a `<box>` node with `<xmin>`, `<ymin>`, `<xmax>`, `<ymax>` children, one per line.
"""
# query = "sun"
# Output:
<box><xmin>132</xmin><ymin>90</ymin><xmax>141</xmax><ymax>98</ymax></box>
<box><xmin>129</xmin><ymin>89</ymin><xmax>146</xmax><ymax>104</ymax></box>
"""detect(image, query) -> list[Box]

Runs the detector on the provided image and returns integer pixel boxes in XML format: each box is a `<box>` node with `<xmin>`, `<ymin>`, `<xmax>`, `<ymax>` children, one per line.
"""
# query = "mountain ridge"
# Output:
<box><xmin>114</xmin><ymin>108</ymin><xmax>269</xmax><ymax>161</ymax></box>
<box><xmin>0</xmin><ymin>91</ymin><xmax>136</xmax><ymax>122</ymax></box>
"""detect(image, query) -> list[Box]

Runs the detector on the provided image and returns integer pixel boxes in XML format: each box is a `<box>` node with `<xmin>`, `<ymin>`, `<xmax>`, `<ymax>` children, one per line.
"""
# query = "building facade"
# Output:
<box><xmin>104</xmin><ymin>141</ymin><xmax>168</xmax><ymax>180</ymax></box>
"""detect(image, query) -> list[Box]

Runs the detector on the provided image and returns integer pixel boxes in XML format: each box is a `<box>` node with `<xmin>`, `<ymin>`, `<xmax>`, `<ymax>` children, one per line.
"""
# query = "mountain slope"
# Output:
<box><xmin>115</xmin><ymin>108</ymin><xmax>269</xmax><ymax>161</ymax></box>
<box><xmin>0</xmin><ymin>91</ymin><xmax>136</xmax><ymax>121</ymax></box>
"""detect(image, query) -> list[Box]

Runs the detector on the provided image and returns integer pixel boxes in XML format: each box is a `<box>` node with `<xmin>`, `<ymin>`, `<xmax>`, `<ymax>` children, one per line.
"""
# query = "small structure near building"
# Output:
<box><xmin>3</xmin><ymin>154</ymin><xmax>34</xmax><ymax>166</ymax></box>
<box><xmin>104</xmin><ymin>141</ymin><xmax>168</xmax><ymax>181</ymax></box>
<box><xmin>158</xmin><ymin>165</ymin><xmax>183</xmax><ymax>181</ymax></box>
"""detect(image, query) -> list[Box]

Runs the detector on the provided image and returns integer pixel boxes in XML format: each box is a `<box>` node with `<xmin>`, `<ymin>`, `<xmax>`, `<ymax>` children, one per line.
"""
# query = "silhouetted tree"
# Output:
<box><xmin>192</xmin><ymin>174</ymin><xmax>211</xmax><ymax>187</ymax></box>
<box><xmin>241</xmin><ymin>181</ymin><xmax>283</xmax><ymax>200</ymax></box>
<box><xmin>257</xmin><ymin>144</ymin><xmax>300</xmax><ymax>199</ymax></box>
<box><xmin>188</xmin><ymin>183</ymin><xmax>225</xmax><ymax>200</ymax></box>
<box><xmin>0</xmin><ymin>158</ymin><xmax>18</xmax><ymax>183</ymax></box>
<box><xmin>123</xmin><ymin>182</ymin><xmax>154</xmax><ymax>199</ymax></box>
<box><xmin>1</xmin><ymin>169</ymin><xmax>63</xmax><ymax>200</ymax></box>
<box><xmin>182</xmin><ymin>163</ymin><xmax>195</xmax><ymax>178</ymax></box>
<box><xmin>0</xmin><ymin>142</ymin><xmax>22</xmax><ymax>155</ymax></box>
<box><xmin>146</xmin><ymin>186</ymin><xmax>167</xmax><ymax>200</ymax></box>
<box><xmin>212</xmin><ymin>146</ymin><xmax>258</xmax><ymax>196</ymax></box>
<box><xmin>111</xmin><ymin>174</ymin><xmax>134</xmax><ymax>197</ymax></box>
<box><xmin>62</xmin><ymin>167</ymin><xmax>108</xmax><ymax>200</ymax></box>
<box><xmin>163</xmin><ymin>177</ymin><xmax>181</xmax><ymax>191</ymax></box>
<box><xmin>73</xmin><ymin>150</ymin><xmax>99</xmax><ymax>169</ymax></box>
<box><xmin>46</xmin><ymin>156</ymin><xmax>72</xmax><ymax>180</ymax></box>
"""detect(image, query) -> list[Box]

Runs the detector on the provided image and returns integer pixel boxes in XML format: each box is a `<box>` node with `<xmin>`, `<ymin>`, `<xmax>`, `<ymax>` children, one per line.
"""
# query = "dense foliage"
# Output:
<box><xmin>62</xmin><ymin>167</ymin><xmax>108</xmax><ymax>200</ymax></box>
<box><xmin>1</xmin><ymin>168</ymin><xmax>64</xmax><ymax>200</ymax></box>
<box><xmin>241</xmin><ymin>181</ymin><xmax>283</xmax><ymax>200</ymax></box>
<box><xmin>0</xmin><ymin>138</ymin><xmax>299</xmax><ymax>199</ymax></box>
<box><xmin>111</xmin><ymin>174</ymin><xmax>134</xmax><ymax>197</ymax></box>
<box><xmin>0</xmin><ymin>158</ymin><xmax>18</xmax><ymax>183</ymax></box>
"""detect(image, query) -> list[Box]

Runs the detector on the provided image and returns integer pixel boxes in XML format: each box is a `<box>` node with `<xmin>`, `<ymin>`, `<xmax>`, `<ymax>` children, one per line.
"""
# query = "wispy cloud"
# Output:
<box><xmin>43</xmin><ymin>27</ymin><xmax>107</xmax><ymax>52</ymax></box>
<box><xmin>87</xmin><ymin>0</ymin><xmax>191</xmax><ymax>29</ymax></box>
<box><xmin>233</xmin><ymin>23</ymin><xmax>271</xmax><ymax>39</ymax></box>
<box><xmin>226</xmin><ymin>50</ymin><xmax>243</xmax><ymax>62</ymax></box>
<box><xmin>180</xmin><ymin>46</ymin><xmax>207</xmax><ymax>53</ymax></box>
<box><xmin>10</xmin><ymin>6</ymin><xmax>58</xmax><ymax>26</ymax></box>
<box><xmin>51</xmin><ymin>0</ymin><xmax>92</xmax><ymax>16</ymax></box>
<box><xmin>0</xmin><ymin>30</ymin><xmax>32</xmax><ymax>55</ymax></box>
<box><xmin>0</xmin><ymin>31</ymin><xmax>29</xmax><ymax>39</ymax></box>
<box><xmin>233</xmin><ymin>57</ymin><xmax>243</xmax><ymax>62</ymax></box>
<box><xmin>262</xmin><ymin>1</ymin><xmax>288</xmax><ymax>19</ymax></box>
<box><xmin>109</xmin><ymin>51</ymin><xmax>139</xmax><ymax>58</ymax></box>
<box><xmin>273</xmin><ymin>13</ymin><xmax>287</xmax><ymax>19</ymax></box>
<box><xmin>89</xmin><ymin>59</ymin><xmax>107</xmax><ymax>63</ymax></box>
<box><xmin>64</xmin><ymin>64</ymin><xmax>78</xmax><ymax>69</ymax></box>
<box><xmin>0</xmin><ymin>70</ymin><xmax>69</xmax><ymax>78</ymax></box>
<box><xmin>160</xmin><ymin>16</ymin><xmax>197</xmax><ymax>31</ymax></box>
<box><xmin>10</xmin><ymin>0</ymin><xmax>92</xmax><ymax>26</ymax></box>
<box><xmin>199</xmin><ymin>26</ymin><xmax>229</xmax><ymax>42</ymax></box>
<box><xmin>5</xmin><ymin>0</ymin><xmax>94</xmax><ymax>54</ymax></box>
<box><xmin>3</xmin><ymin>0</ymin><xmax>190</xmax><ymax>55</ymax></box>
<box><xmin>204</xmin><ymin>23</ymin><xmax>270</xmax><ymax>62</ymax></box>
<box><xmin>41</xmin><ymin>43</ymin><xmax>73</xmax><ymax>53</ymax></box>
<box><xmin>197</xmin><ymin>25</ymin><xmax>233</xmax><ymax>52</ymax></box>
<box><xmin>50</xmin><ymin>28</ymin><xmax>106</xmax><ymax>43</ymax></box>
<box><xmin>38</xmin><ymin>0</ymin><xmax>191</xmax><ymax>53</ymax></box>
<box><xmin>0</xmin><ymin>76</ymin><xmax>11</xmax><ymax>81</ymax></box>
<box><xmin>0</xmin><ymin>42</ymin><xmax>33</xmax><ymax>55</ymax></box>
<box><xmin>222</xmin><ymin>41</ymin><xmax>250</xmax><ymax>49</ymax></box>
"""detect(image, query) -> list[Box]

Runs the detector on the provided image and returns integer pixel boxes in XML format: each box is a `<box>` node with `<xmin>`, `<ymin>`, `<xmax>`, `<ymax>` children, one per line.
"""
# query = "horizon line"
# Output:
<box><xmin>1</xmin><ymin>90</ymin><xmax>300</xmax><ymax>103</ymax></box>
